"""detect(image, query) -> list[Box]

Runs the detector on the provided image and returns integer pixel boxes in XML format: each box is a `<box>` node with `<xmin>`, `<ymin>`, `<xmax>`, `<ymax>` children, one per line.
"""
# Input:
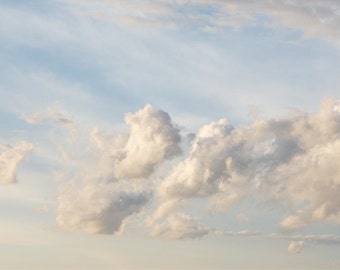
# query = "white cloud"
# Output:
<box><xmin>23</xmin><ymin>106</ymin><xmax>76</xmax><ymax>132</ymax></box>
<box><xmin>22</xmin><ymin>99</ymin><xmax>340</xmax><ymax>239</ymax></box>
<box><xmin>61</xmin><ymin>0</ymin><xmax>340</xmax><ymax>43</ymax></box>
<box><xmin>157</xmin><ymin>97</ymin><xmax>340</xmax><ymax>231</ymax></box>
<box><xmin>0</xmin><ymin>141</ymin><xmax>33</xmax><ymax>184</ymax></box>
<box><xmin>57</xmin><ymin>178</ymin><xmax>150</xmax><ymax>234</ymax></box>
<box><xmin>56</xmin><ymin>104</ymin><xmax>182</xmax><ymax>234</ymax></box>
<box><xmin>113</xmin><ymin>104</ymin><xmax>182</xmax><ymax>179</ymax></box>
<box><xmin>159</xmin><ymin>118</ymin><xmax>235</xmax><ymax>200</ymax></box>
<box><xmin>287</xmin><ymin>240</ymin><xmax>304</xmax><ymax>254</ymax></box>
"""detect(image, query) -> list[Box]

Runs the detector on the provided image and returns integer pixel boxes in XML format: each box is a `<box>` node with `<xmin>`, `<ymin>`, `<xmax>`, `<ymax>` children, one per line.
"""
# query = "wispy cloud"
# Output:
<box><xmin>23</xmin><ymin>106</ymin><xmax>76</xmax><ymax>132</ymax></box>
<box><xmin>60</xmin><ymin>0</ymin><xmax>340</xmax><ymax>43</ymax></box>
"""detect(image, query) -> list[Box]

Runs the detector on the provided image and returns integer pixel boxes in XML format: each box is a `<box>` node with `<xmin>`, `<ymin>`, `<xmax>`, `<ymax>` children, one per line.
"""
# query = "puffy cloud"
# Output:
<box><xmin>57</xmin><ymin>178</ymin><xmax>150</xmax><ymax>234</ymax></box>
<box><xmin>272</xmin><ymin>98</ymin><xmax>340</xmax><ymax>230</ymax></box>
<box><xmin>43</xmin><ymin>99</ymin><xmax>340</xmax><ymax>238</ymax></box>
<box><xmin>0</xmin><ymin>141</ymin><xmax>33</xmax><ymax>184</ymax></box>
<box><xmin>158</xmin><ymin>110</ymin><xmax>302</xmax><ymax>209</ymax></box>
<box><xmin>287</xmin><ymin>241</ymin><xmax>304</xmax><ymax>254</ymax></box>
<box><xmin>113</xmin><ymin>104</ymin><xmax>181</xmax><ymax>179</ymax></box>
<box><xmin>56</xmin><ymin>104</ymin><xmax>181</xmax><ymax>234</ymax></box>
<box><xmin>159</xmin><ymin>118</ymin><xmax>234</xmax><ymax>200</ymax></box>
<box><xmin>158</xmin><ymin>97</ymin><xmax>340</xmax><ymax>231</ymax></box>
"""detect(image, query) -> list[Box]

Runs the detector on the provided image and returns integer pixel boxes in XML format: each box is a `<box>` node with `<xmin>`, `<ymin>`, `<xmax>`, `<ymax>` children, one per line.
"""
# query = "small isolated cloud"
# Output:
<box><xmin>287</xmin><ymin>241</ymin><xmax>304</xmax><ymax>254</ymax></box>
<box><xmin>23</xmin><ymin>106</ymin><xmax>76</xmax><ymax>132</ymax></box>
<box><xmin>0</xmin><ymin>141</ymin><xmax>33</xmax><ymax>184</ymax></box>
<box><xmin>113</xmin><ymin>104</ymin><xmax>182</xmax><ymax>179</ymax></box>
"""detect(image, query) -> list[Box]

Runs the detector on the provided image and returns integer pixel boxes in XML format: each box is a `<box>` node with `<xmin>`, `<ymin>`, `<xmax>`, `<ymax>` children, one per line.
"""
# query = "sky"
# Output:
<box><xmin>1</xmin><ymin>0</ymin><xmax>340</xmax><ymax>269</ymax></box>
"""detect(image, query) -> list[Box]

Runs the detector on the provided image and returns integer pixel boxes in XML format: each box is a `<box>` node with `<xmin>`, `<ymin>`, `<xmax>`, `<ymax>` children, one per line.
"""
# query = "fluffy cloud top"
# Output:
<box><xmin>56</xmin><ymin>104</ymin><xmax>181</xmax><ymax>234</ymax></box>
<box><xmin>0</xmin><ymin>141</ymin><xmax>33</xmax><ymax>184</ymax></box>
<box><xmin>159</xmin><ymin>97</ymin><xmax>340</xmax><ymax>231</ymax></box>
<box><xmin>34</xmin><ymin>99</ymin><xmax>340</xmax><ymax>239</ymax></box>
<box><xmin>113</xmin><ymin>104</ymin><xmax>181</xmax><ymax>179</ymax></box>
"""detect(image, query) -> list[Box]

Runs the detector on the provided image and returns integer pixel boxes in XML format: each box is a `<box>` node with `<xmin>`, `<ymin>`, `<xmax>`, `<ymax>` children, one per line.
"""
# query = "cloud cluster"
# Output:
<box><xmin>63</xmin><ymin>0</ymin><xmax>340</xmax><ymax>43</ymax></box>
<box><xmin>56</xmin><ymin>104</ymin><xmax>182</xmax><ymax>234</ymax></box>
<box><xmin>158</xmin><ymin>97</ymin><xmax>340</xmax><ymax>231</ymax></box>
<box><xmin>0</xmin><ymin>141</ymin><xmax>33</xmax><ymax>184</ymax></box>
<box><xmin>28</xmin><ymin>98</ymin><xmax>340</xmax><ymax>241</ymax></box>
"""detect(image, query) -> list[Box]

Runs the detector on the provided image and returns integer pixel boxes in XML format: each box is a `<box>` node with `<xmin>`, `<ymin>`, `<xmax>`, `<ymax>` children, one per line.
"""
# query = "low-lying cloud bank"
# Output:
<box><xmin>23</xmin><ymin>98</ymin><xmax>340</xmax><ymax>245</ymax></box>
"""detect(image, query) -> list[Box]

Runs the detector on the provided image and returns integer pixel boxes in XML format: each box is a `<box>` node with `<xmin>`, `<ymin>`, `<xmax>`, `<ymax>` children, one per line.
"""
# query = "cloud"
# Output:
<box><xmin>57</xmin><ymin>178</ymin><xmax>150</xmax><ymax>234</ymax></box>
<box><xmin>147</xmin><ymin>212</ymin><xmax>209</xmax><ymax>240</ymax></box>
<box><xmin>38</xmin><ymin>99</ymin><xmax>340</xmax><ymax>239</ymax></box>
<box><xmin>61</xmin><ymin>0</ymin><xmax>340</xmax><ymax>43</ymax></box>
<box><xmin>287</xmin><ymin>240</ymin><xmax>304</xmax><ymax>254</ymax></box>
<box><xmin>23</xmin><ymin>106</ymin><xmax>76</xmax><ymax>132</ymax></box>
<box><xmin>159</xmin><ymin>118</ymin><xmax>235</xmax><ymax>200</ymax></box>
<box><xmin>113</xmin><ymin>104</ymin><xmax>182</xmax><ymax>179</ymax></box>
<box><xmin>56</xmin><ymin>104</ymin><xmax>181</xmax><ymax>234</ymax></box>
<box><xmin>217</xmin><ymin>230</ymin><xmax>262</xmax><ymax>237</ymax></box>
<box><xmin>158</xmin><ymin>97</ymin><xmax>340</xmax><ymax>231</ymax></box>
<box><xmin>0</xmin><ymin>141</ymin><xmax>33</xmax><ymax>184</ymax></box>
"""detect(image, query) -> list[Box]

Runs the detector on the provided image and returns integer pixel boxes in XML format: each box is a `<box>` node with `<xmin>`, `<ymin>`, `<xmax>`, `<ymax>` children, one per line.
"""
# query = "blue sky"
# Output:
<box><xmin>1</xmin><ymin>0</ymin><xmax>340</xmax><ymax>269</ymax></box>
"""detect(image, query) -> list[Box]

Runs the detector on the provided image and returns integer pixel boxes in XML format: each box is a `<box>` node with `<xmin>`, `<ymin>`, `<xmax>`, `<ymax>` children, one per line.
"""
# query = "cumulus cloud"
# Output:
<box><xmin>113</xmin><ymin>104</ymin><xmax>181</xmax><ymax>179</ymax></box>
<box><xmin>49</xmin><ymin>99</ymin><xmax>340</xmax><ymax>238</ymax></box>
<box><xmin>0</xmin><ymin>141</ymin><xmax>33</xmax><ymax>184</ymax></box>
<box><xmin>57</xmin><ymin>178</ymin><xmax>150</xmax><ymax>234</ymax></box>
<box><xmin>157</xmin><ymin>97</ymin><xmax>340</xmax><ymax>232</ymax></box>
<box><xmin>158</xmin><ymin>109</ymin><xmax>301</xmax><ymax>209</ymax></box>
<box><xmin>56</xmin><ymin>104</ymin><xmax>181</xmax><ymax>234</ymax></box>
